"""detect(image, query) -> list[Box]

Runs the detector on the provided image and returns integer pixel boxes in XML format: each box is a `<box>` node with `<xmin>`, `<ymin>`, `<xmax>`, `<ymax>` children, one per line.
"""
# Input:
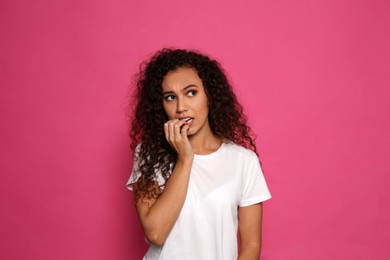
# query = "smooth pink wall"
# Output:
<box><xmin>1</xmin><ymin>0</ymin><xmax>389</xmax><ymax>259</ymax></box>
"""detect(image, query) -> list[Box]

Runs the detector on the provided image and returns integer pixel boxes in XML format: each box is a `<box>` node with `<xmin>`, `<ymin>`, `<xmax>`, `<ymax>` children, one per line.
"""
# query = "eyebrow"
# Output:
<box><xmin>163</xmin><ymin>84</ymin><xmax>197</xmax><ymax>95</ymax></box>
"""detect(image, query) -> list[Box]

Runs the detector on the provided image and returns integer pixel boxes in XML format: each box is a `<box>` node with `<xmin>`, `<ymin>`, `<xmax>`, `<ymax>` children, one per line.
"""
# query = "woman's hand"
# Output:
<box><xmin>164</xmin><ymin>119</ymin><xmax>193</xmax><ymax>161</ymax></box>
<box><xmin>135</xmin><ymin>119</ymin><xmax>194</xmax><ymax>246</ymax></box>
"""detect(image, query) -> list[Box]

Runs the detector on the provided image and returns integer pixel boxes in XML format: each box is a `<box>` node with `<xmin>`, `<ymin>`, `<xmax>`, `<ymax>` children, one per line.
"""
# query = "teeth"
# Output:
<box><xmin>181</xmin><ymin>118</ymin><xmax>192</xmax><ymax>122</ymax></box>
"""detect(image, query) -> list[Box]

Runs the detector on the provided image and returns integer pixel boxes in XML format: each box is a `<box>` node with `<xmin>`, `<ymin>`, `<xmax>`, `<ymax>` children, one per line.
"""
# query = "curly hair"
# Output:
<box><xmin>129</xmin><ymin>48</ymin><xmax>257</xmax><ymax>203</ymax></box>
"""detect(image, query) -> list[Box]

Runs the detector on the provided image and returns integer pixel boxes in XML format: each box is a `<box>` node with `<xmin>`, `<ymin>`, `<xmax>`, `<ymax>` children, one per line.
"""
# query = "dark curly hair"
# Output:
<box><xmin>129</xmin><ymin>48</ymin><xmax>257</xmax><ymax>203</ymax></box>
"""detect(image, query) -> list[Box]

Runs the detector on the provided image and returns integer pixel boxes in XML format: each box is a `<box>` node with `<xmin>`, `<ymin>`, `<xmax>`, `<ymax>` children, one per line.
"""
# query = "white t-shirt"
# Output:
<box><xmin>127</xmin><ymin>141</ymin><xmax>272</xmax><ymax>260</ymax></box>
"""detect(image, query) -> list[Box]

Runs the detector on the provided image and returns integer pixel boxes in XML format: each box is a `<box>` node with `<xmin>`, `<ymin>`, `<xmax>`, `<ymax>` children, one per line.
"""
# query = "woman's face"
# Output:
<box><xmin>162</xmin><ymin>67</ymin><xmax>210</xmax><ymax>137</ymax></box>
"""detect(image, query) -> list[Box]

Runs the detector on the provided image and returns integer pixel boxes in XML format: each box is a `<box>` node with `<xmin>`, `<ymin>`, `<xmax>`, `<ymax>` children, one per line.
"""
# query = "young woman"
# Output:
<box><xmin>127</xmin><ymin>48</ymin><xmax>271</xmax><ymax>260</ymax></box>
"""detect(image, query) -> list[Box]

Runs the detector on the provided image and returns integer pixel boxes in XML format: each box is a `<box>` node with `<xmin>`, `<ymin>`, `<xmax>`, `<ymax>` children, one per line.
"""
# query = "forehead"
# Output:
<box><xmin>162</xmin><ymin>67</ymin><xmax>203</xmax><ymax>90</ymax></box>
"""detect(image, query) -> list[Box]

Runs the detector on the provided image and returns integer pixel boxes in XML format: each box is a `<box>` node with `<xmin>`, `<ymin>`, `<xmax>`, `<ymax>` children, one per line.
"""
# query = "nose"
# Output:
<box><xmin>176</xmin><ymin>97</ymin><xmax>187</xmax><ymax>113</ymax></box>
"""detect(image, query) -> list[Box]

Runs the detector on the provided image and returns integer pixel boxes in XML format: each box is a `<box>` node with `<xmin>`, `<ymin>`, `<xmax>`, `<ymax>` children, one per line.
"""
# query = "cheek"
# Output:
<box><xmin>197</xmin><ymin>99</ymin><xmax>209</xmax><ymax>117</ymax></box>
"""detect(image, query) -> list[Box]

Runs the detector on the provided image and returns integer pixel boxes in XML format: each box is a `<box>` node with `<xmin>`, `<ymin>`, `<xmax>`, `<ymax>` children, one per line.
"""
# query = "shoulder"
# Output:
<box><xmin>133</xmin><ymin>143</ymin><xmax>143</xmax><ymax>160</ymax></box>
<box><xmin>134</xmin><ymin>142</ymin><xmax>142</xmax><ymax>153</ymax></box>
<box><xmin>223</xmin><ymin>141</ymin><xmax>258</xmax><ymax>160</ymax></box>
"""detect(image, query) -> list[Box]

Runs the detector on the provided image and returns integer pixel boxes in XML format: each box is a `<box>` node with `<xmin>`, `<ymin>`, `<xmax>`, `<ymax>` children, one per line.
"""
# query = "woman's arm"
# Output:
<box><xmin>134</xmin><ymin>119</ymin><xmax>193</xmax><ymax>246</ymax></box>
<box><xmin>238</xmin><ymin>203</ymin><xmax>263</xmax><ymax>260</ymax></box>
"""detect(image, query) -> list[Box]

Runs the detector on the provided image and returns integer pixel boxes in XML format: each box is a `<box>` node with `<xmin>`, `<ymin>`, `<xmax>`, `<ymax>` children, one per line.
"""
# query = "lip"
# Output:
<box><xmin>178</xmin><ymin>117</ymin><xmax>194</xmax><ymax>124</ymax></box>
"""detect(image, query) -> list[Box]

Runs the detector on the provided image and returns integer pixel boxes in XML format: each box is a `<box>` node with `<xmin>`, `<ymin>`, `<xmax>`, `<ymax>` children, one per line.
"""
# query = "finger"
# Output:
<box><xmin>174</xmin><ymin>120</ymin><xmax>184</xmax><ymax>141</ymax></box>
<box><xmin>180</xmin><ymin>124</ymin><xmax>189</xmax><ymax>138</ymax></box>
<box><xmin>168</xmin><ymin>120</ymin><xmax>179</xmax><ymax>143</ymax></box>
<box><xmin>164</xmin><ymin>122</ymin><xmax>169</xmax><ymax>141</ymax></box>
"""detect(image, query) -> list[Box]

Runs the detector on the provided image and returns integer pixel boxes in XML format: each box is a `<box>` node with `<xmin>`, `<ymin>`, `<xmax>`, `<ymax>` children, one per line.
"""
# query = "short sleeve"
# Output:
<box><xmin>126</xmin><ymin>145</ymin><xmax>142</xmax><ymax>191</ymax></box>
<box><xmin>239</xmin><ymin>152</ymin><xmax>272</xmax><ymax>207</ymax></box>
<box><xmin>125</xmin><ymin>144</ymin><xmax>167</xmax><ymax>191</ymax></box>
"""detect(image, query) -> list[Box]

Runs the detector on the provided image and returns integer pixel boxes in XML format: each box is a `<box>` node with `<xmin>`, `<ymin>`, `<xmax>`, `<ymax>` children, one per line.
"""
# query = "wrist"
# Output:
<box><xmin>177</xmin><ymin>155</ymin><xmax>194</xmax><ymax>165</ymax></box>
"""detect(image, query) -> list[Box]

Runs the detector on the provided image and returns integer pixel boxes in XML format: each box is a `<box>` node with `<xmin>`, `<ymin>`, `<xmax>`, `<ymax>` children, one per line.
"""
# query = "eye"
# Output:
<box><xmin>164</xmin><ymin>95</ymin><xmax>175</xmax><ymax>101</ymax></box>
<box><xmin>187</xmin><ymin>90</ymin><xmax>197</xmax><ymax>97</ymax></box>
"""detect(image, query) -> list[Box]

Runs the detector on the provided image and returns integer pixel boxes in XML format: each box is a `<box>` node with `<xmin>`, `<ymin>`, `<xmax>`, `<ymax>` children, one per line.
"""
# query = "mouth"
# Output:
<box><xmin>179</xmin><ymin>117</ymin><xmax>193</xmax><ymax>124</ymax></box>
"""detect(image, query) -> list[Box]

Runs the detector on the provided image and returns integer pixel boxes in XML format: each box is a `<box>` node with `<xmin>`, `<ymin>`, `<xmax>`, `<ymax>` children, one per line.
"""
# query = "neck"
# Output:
<box><xmin>189</xmin><ymin>131</ymin><xmax>222</xmax><ymax>155</ymax></box>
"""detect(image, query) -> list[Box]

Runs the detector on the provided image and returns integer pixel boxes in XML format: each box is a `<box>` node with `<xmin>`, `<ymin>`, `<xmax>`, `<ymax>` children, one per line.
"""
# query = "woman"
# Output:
<box><xmin>127</xmin><ymin>48</ymin><xmax>271</xmax><ymax>260</ymax></box>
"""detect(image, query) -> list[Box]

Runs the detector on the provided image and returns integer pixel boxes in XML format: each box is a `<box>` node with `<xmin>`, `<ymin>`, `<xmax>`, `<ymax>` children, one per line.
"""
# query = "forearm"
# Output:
<box><xmin>237</xmin><ymin>204</ymin><xmax>263</xmax><ymax>260</ymax></box>
<box><xmin>140</xmin><ymin>158</ymin><xmax>193</xmax><ymax>245</ymax></box>
<box><xmin>238</xmin><ymin>244</ymin><xmax>261</xmax><ymax>260</ymax></box>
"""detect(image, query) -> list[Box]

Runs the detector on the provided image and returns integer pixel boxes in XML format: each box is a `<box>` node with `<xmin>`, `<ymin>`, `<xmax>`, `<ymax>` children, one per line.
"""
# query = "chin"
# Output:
<box><xmin>186</xmin><ymin>128</ymin><xmax>197</xmax><ymax>136</ymax></box>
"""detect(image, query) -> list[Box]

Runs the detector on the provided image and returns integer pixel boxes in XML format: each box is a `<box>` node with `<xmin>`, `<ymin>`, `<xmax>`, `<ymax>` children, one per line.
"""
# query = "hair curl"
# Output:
<box><xmin>129</xmin><ymin>48</ymin><xmax>257</xmax><ymax>203</ymax></box>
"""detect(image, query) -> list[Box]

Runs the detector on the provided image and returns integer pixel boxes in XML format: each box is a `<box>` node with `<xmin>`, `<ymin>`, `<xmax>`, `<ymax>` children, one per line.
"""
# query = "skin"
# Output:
<box><xmin>133</xmin><ymin>67</ymin><xmax>263</xmax><ymax>259</ymax></box>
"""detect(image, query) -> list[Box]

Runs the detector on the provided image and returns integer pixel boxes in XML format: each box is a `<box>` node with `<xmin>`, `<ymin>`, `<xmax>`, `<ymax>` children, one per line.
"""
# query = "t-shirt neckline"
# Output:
<box><xmin>194</xmin><ymin>142</ymin><xmax>226</xmax><ymax>159</ymax></box>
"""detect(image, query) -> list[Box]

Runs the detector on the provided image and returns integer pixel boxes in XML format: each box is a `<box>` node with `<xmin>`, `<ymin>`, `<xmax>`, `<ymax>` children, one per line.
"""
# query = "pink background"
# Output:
<box><xmin>1</xmin><ymin>0</ymin><xmax>390</xmax><ymax>259</ymax></box>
